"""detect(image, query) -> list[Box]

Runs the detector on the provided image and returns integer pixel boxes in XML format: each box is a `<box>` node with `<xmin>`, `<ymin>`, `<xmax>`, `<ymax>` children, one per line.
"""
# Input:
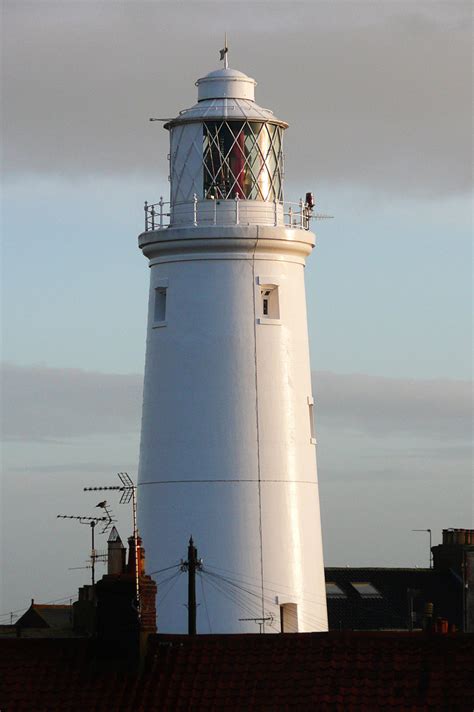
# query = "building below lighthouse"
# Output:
<box><xmin>137</xmin><ymin>52</ymin><xmax>328</xmax><ymax>634</ymax></box>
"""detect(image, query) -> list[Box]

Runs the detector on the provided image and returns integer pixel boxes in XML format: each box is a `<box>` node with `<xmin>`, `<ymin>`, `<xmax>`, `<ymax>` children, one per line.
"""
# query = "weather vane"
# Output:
<box><xmin>219</xmin><ymin>33</ymin><xmax>229</xmax><ymax>69</ymax></box>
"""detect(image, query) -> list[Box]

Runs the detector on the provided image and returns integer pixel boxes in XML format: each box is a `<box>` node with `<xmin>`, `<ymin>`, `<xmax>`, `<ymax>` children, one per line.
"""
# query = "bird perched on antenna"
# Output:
<box><xmin>94</xmin><ymin>500</ymin><xmax>114</xmax><ymax>533</ymax></box>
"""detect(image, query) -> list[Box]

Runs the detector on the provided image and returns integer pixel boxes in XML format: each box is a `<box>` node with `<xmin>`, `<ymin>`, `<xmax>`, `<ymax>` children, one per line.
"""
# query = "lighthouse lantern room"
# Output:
<box><xmin>137</xmin><ymin>49</ymin><xmax>328</xmax><ymax>634</ymax></box>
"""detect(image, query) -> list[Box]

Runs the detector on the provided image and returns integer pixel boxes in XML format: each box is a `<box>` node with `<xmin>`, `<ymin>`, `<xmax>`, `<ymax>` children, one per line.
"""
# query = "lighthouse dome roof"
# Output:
<box><xmin>164</xmin><ymin>67</ymin><xmax>288</xmax><ymax>130</ymax></box>
<box><xmin>196</xmin><ymin>67</ymin><xmax>256</xmax><ymax>101</ymax></box>
<box><xmin>201</xmin><ymin>68</ymin><xmax>249</xmax><ymax>80</ymax></box>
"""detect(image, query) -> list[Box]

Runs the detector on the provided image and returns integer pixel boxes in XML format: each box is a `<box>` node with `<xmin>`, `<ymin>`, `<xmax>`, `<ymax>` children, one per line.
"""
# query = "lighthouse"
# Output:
<box><xmin>137</xmin><ymin>50</ymin><xmax>328</xmax><ymax>634</ymax></box>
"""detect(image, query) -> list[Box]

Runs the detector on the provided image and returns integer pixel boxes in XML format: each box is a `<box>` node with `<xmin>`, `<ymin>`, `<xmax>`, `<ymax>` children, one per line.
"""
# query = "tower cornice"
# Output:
<box><xmin>138</xmin><ymin>225</ymin><xmax>315</xmax><ymax>263</ymax></box>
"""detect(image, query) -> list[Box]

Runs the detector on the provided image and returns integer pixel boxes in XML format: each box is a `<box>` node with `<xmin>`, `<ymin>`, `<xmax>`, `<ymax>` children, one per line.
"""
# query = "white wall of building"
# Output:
<box><xmin>138</xmin><ymin>226</ymin><xmax>327</xmax><ymax>633</ymax></box>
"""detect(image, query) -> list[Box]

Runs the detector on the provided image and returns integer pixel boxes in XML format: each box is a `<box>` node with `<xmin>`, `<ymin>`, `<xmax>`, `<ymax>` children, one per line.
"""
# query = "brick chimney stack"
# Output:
<box><xmin>126</xmin><ymin>535</ymin><xmax>145</xmax><ymax>577</ymax></box>
<box><xmin>432</xmin><ymin>528</ymin><xmax>474</xmax><ymax>633</ymax></box>
<box><xmin>95</xmin><ymin>529</ymin><xmax>157</xmax><ymax>660</ymax></box>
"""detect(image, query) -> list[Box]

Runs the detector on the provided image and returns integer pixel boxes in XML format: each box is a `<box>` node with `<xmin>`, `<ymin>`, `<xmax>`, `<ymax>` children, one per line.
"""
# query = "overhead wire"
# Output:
<box><xmin>198</xmin><ymin>572</ymin><xmax>212</xmax><ymax>633</ymax></box>
<box><xmin>204</xmin><ymin>562</ymin><xmax>329</xmax><ymax>606</ymax></box>
<box><xmin>201</xmin><ymin>571</ymin><xmax>260</xmax><ymax>617</ymax></box>
<box><xmin>201</xmin><ymin>569</ymin><xmax>274</xmax><ymax>623</ymax></box>
<box><xmin>250</xmin><ymin>227</ymin><xmax>266</xmax><ymax>623</ymax></box>
<box><xmin>0</xmin><ymin>592</ymin><xmax>79</xmax><ymax>621</ymax></box>
<box><xmin>199</xmin><ymin>571</ymin><xmax>263</xmax><ymax>622</ymax></box>
<box><xmin>202</xmin><ymin>567</ymin><xmax>328</xmax><ymax>629</ymax></box>
<box><xmin>148</xmin><ymin>562</ymin><xmax>181</xmax><ymax>577</ymax></box>
<box><xmin>157</xmin><ymin>571</ymin><xmax>182</xmax><ymax>607</ymax></box>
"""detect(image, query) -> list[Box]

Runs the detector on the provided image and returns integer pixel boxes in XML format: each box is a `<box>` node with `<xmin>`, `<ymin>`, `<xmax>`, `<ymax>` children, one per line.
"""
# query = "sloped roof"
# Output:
<box><xmin>325</xmin><ymin>568</ymin><xmax>462</xmax><ymax>631</ymax></box>
<box><xmin>15</xmin><ymin>604</ymin><xmax>73</xmax><ymax>630</ymax></box>
<box><xmin>1</xmin><ymin>632</ymin><xmax>473</xmax><ymax>710</ymax></box>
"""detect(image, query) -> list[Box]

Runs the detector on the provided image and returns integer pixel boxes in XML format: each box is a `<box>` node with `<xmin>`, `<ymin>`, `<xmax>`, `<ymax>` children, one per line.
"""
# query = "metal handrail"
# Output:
<box><xmin>144</xmin><ymin>195</ymin><xmax>332</xmax><ymax>232</ymax></box>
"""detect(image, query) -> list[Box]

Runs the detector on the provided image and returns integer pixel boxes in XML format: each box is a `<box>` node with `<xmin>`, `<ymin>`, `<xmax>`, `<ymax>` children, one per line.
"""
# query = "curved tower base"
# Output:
<box><xmin>138</xmin><ymin>225</ymin><xmax>328</xmax><ymax>634</ymax></box>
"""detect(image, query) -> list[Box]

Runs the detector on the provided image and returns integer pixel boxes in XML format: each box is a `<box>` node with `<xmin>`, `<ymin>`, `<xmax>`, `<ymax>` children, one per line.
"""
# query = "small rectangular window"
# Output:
<box><xmin>308</xmin><ymin>396</ymin><xmax>316</xmax><ymax>444</ymax></box>
<box><xmin>256</xmin><ymin>276</ymin><xmax>282</xmax><ymax>325</ymax></box>
<box><xmin>260</xmin><ymin>285</ymin><xmax>279</xmax><ymax>320</ymax></box>
<box><xmin>154</xmin><ymin>287</ymin><xmax>167</xmax><ymax>325</ymax></box>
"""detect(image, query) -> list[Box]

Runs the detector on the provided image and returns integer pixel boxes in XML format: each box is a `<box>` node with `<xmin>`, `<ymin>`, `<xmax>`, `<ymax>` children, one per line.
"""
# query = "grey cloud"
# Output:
<box><xmin>3</xmin><ymin>2</ymin><xmax>472</xmax><ymax>197</ymax></box>
<box><xmin>7</xmin><ymin>461</ymin><xmax>138</xmax><ymax>475</ymax></box>
<box><xmin>313</xmin><ymin>371</ymin><xmax>471</xmax><ymax>440</ymax></box>
<box><xmin>1</xmin><ymin>362</ymin><xmax>470</xmax><ymax>443</ymax></box>
<box><xmin>1</xmin><ymin>363</ymin><xmax>142</xmax><ymax>441</ymax></box>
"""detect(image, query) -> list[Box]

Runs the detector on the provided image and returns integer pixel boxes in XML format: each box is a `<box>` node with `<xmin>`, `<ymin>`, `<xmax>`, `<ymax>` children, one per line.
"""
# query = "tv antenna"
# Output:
<box><xmin>84</xmin><ymin>473</ymin><xmax>140</xmax><ymax>616</ymax></box>
<box><xmin>412</xmin><ymin>528</ymin><xmax>433</xmax><ymax>568</ymax></box>
<box><xmin>238</xmin><ymin>615</ymin><xmax>274</xmax><ymax>634</ymax></box>
<box><xmin>56</xmin><ymin>512</ymin><xmax>112</xmax><ymax>586</ymax></box>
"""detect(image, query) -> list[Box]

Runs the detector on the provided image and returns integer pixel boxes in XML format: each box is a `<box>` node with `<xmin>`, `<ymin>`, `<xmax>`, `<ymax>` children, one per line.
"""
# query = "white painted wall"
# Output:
<box><xmin>137</xmin><ymin>225</ymin><xmax>328</xmax><ymax>633</ymax></box>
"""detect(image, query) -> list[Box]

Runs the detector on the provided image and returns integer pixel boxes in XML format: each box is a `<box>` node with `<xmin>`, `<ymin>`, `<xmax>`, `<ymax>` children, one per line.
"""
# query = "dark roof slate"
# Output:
<box><xmin>15</xmin><ymin>604</ymin><xmax>73</xmax><ymax>630</ymax></box>
<box><xmin>325</xmin><ymin>567</ymin><xmax>462</xmax><ymax>630</ymax></box>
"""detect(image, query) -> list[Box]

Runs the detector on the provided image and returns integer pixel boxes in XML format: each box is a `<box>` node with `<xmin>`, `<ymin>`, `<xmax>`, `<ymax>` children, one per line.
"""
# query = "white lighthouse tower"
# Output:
<box><xmin>137</xmin><ymin>50</ymin><xmax>328</xmax><ymax>634</ymax></box>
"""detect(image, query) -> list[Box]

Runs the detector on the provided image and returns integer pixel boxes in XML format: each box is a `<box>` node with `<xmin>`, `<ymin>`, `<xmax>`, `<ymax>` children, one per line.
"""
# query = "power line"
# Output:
<box><xmin>0</xmin><ymin>593</ymin><xmax>78</xmax><ymax>621</ymax></box>
<box><xmin>157</xmin><ymin>571</ymin><xmax>182</xmax><ymax>606</ymax></box>
<box><xmin>148</xmin><ymin>563</ymin><xmax>181</xmax><ymax>576</ymax></box>
<box><xmin>198</xmin><ymin>573</ymin><xmax>212</xmax><ymax>633</ymax></box>
<box><xmin>202</xmin><ymin>567</ymin><xmax>328</xmax><ymax>629</ymax></box>
<box><xmin>199</xmin><ymin>572</ymin><xmax>261</xmax><ymax>621</ymax></box>
<box><xmin>204</xmin><ymin>562</ymin><xmax>328</xmax><ymax>605</ymax></box>
<box><xmin>201</xmin><ymin>570</ymin><xmax>272</xmax><ymax>621</ymax></box>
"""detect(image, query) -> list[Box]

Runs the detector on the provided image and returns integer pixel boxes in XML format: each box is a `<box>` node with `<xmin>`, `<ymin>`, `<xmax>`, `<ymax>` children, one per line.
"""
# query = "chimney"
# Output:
<box><xmin>108</xmin><ymin>526</ymin><xmax>126</xmax><ymax>575</ymax></box>
<box><xmin>431</xmin><ymin>528</ymin><xmax>474</xmax><ymax>633</ymax></box>
<box><xmin>126</xmin><ymin>535</ymin><xmax>145</xmax><ymax>577</ymax></box>
<box><xmin>73</xmin><ymin>584</ymin><xmax>96</xmax><ymax>635</ymax></box>
<box><xmin>435</xmin><ymin>618</ymin><xmax>449</xmax><ymax>634</ymax></box>
<box><xmin>422</xmin><ymin>602</ymin><xmax>434</xmax><ymax>632</ymax></box>
<box><xmin>95</xmin><ymin>531</ymin><xmax>157</xmax><ymax>661</ymax></box>
<box><xmin>432</xmin><ymin>528</ymin><xmax>474</xmax><ymax>575</ymax></box>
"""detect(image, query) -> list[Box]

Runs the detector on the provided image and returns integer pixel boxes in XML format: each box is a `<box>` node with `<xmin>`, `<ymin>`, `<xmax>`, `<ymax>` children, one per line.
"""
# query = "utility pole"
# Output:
<box><xmin>181</xmin><ymin>536</ymin><xmax>202</xmax><ymax>635</ymax></box>
<box><xmin>90</xmin><ymin>521</ymin><xmax>96</xmax><ymax>585</ymax></box>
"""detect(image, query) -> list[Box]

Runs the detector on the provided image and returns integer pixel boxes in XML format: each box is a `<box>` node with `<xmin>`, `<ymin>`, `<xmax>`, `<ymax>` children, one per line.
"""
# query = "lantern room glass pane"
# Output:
<box><xmin>203</xmin><ymin>121</ymin><xmax>283</xmax><ymax>202</ymax></box>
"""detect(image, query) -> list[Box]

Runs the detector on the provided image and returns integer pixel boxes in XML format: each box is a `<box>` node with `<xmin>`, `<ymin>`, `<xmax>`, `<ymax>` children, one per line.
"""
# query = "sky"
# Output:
<box><xmin>1</xmin><ymin>1</ymin><xmax>472</xmax><ymax>624</ymax></box>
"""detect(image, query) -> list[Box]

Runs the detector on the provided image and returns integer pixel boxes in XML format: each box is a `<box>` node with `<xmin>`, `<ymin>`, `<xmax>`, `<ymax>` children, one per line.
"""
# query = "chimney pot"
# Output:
<box><xmin>107</xmin><ymin>526</ymin><xmax>126</xmax><ymax>575</ymax></box>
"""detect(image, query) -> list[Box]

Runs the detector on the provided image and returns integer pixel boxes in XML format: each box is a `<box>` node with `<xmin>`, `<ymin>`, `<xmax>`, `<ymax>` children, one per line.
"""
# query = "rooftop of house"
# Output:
<box><xmin>1</xmin><ymin>632</ymin><xmax>473</xmax><ymax>710</ymax></box>
<box><xmin>15</xmin><ymin>601</ymin><xmax>73</xmax><ymax>630</ymax></box>
<box><xmin>325</xmin><ymin>567</ymin><xmax>463</xmax><ymax>631</ymax></box>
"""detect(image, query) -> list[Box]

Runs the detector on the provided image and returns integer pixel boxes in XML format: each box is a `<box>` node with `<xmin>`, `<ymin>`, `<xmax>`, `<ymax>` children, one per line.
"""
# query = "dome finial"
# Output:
<box><xmin>219</xmin><ymin>33</ymin><xmax>229</xmax><ymax>69</ymax></box>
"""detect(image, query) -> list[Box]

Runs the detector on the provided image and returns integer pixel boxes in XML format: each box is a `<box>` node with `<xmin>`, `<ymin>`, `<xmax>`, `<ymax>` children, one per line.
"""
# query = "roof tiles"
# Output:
<box><xmin>0</xmin><ymin>632</ymin><xmax>473</xmax><ymax>711</ymax></box>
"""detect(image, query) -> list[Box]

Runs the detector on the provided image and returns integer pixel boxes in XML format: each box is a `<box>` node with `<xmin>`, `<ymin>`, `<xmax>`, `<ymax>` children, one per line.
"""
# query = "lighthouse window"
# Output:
<box><xmin>153</xmin><ymin>287</ymin><xmax>167</xmax><ymax>326</ymax></box>
<box><xmin>308</xmin><ymin>396</ymin><xmax>316</xmax><ymax>444</ymax></box>
<box><xmin>260</xmin><ymin>285</ymin><xmax>279</xmax><ymax>320</ymax></box>
<box><xmin>203</xmin><ymin>120</ymin><xmax>283</xmax><ymax>202</ymax></box>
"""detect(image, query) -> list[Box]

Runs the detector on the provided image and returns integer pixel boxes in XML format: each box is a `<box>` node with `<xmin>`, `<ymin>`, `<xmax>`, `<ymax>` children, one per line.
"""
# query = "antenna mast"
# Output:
<box><xmin>57</xmin><ymin>514</ymin><xmax>110</xmax><ymax>586</ymax></box>
<box><xmin>84</xmin><ymin>473</ymin><xmax>140</xmax><ymax>616</ymax></box>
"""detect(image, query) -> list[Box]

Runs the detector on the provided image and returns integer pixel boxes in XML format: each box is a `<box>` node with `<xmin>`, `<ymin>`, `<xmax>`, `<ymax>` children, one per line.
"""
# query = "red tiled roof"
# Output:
<box><xmin>1</xmin><ymin>632</ymin><xmax>473</xmax><ymax>711</ymax></box>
